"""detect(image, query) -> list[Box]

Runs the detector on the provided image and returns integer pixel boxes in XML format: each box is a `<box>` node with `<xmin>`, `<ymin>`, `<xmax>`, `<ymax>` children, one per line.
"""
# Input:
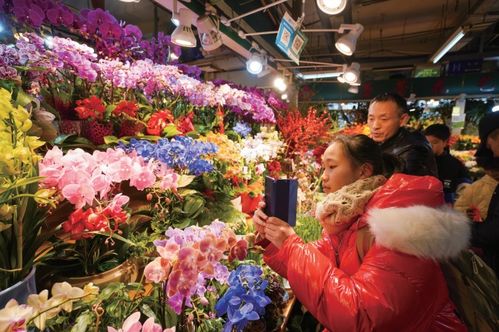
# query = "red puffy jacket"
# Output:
<box><xmin>264</xmin><ymin>174</ymin><xmax>470</xmax><ymax>331</ymax></box>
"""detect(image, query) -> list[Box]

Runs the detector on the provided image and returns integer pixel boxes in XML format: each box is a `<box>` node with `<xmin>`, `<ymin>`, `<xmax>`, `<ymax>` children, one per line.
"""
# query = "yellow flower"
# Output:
<box><xmin>82</xmin><ymin>282</ymin><xmax>100</xmax><ymax>303</ymax></box>
<box><xmin>27</xmin><ymin>290</ymin><xmax>61</xmax><ymax>330</ymax></box>
<box><xmin>34</xmin><ymin>188</ymin><xmax>57</xmax><ymax>206</ymax></box>
<box><xmin>50</xmin><ymin>282</ymin><xmax>85</xmax><ymax>312</ymax></box>
<box><xmin>0</xmin><ymin>204</ymin><xmax>14</xmax><ymax>221</ymax></box>
<box><xmin>0</xmin><ymin>299</ymin><xmax>34</xmax><ymax>332</ymax></box>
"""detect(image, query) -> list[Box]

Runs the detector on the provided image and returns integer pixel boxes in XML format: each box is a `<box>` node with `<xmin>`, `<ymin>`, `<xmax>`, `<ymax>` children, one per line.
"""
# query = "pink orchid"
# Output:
<box><xmin>107</xmin><ymin>194</ymin><xmax>130</xmax><ymax>213</ymax></box>
<box><xmin>107</xmin><ymin>311</ymin><xmax>142</xmax><ymax>332</ymax></box>
<box><xmin>144</xmin><ymin>257</ymin><xmax>171</xmax><ymax>283</ymax></box>
<box><xmin>61</xmin><ymin>182</ymin><xmax>96</xmax><ymax>209</ymax></box>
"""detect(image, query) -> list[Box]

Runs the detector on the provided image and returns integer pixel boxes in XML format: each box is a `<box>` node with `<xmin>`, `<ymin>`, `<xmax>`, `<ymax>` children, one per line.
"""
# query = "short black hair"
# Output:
<box><xmin>369</xmin><ymin>92</ymin><xmax>408</xmax><ymax>115</ymax></box>
<box><xmin>424</xmin><ymin>124</ymin><xmax>451</xmax><ymax>141</ymax></box>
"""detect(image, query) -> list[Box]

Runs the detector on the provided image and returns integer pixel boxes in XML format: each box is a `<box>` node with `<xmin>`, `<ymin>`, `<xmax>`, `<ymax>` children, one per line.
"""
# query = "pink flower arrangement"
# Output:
<box><xmin>39</xmin><ymin>146</ymin><xmax>179</xmax><ymax>209</ymax></box>
<box><xmin>107</xmin><ymin>312</ymin><xmax>175</xmax><ymax>332</ymax></box>
<box><xmin>144</xmin><ymin>221</ymin><xmax>248</xmax><ymax>314</ymax></box>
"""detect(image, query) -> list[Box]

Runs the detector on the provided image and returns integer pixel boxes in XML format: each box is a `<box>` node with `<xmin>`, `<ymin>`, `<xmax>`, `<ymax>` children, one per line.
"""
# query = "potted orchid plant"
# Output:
<box><xmin>0</xmin><ymin>87</ymin><xmax>56</xmax><ymax>305</ymax></box>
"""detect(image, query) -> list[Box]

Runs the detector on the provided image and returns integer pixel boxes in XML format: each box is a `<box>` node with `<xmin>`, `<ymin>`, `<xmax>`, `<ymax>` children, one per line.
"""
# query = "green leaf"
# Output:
<box><xmin>104</xmin><ymin>136</ymin><xmax>119</xmax><ymax>144</ymax></box>
<box><xmin>182</xmin><ymin>196</ymin><xmax>205</xmax><ymax>216</ymax></box>
<box><xmin>162</xmin><ymin>124</ymin><xmax>181</xmax><ymax>138</ymax></box>
<box><xmin>70</xmin><ymin>311</ymin><xmax>94</xmax><ymax>332</ymax></box>
<box><xmin>99</xmin><ymin>283</ymin><xmax>125</xmax><ymax>301</ymax></box>
<box><xmin>141</xmin><ymin>304</ymin><xmax>157</xmax><ymax>320</ymax></box>
<box><xmin>177</xmin><ymin>189</ymin><xmax>198</xmax><ymax>197</ymax></box>
<box><xmin>53</xmin><ymin>134</ymin><xmax>75</xmax><ymax>145</ymax></box>
<box><xmin>173</xmin><ymin>218</ymin><xmax>192</xmax><ymax>229</ymax></box>
<box><xmin>177</xmin><ymin>175</ymin><xmax>195</xmax><ymax>188</ymax></box>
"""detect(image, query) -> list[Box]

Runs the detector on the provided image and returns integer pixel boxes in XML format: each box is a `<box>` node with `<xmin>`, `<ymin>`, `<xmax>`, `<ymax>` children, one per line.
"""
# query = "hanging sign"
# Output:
<box><xmin>275</xmin><ymin>12</ymin><xmax>308</xmax><ymax>65</ymax></box>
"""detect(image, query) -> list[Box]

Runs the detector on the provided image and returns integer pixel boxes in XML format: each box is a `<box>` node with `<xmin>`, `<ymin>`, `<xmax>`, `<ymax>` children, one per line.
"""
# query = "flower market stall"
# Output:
<box><xmin>0</xmin><ymin>1</ymin><xmax>328</xmax><ymax>331</ymax></box>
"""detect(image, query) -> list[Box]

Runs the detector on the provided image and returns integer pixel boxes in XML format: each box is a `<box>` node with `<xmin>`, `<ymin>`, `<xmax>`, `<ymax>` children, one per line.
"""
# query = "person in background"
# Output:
<box><xmin>424</xmin><ymin>124</ymin><xmax>471</xmax><ymax>203</ymax></box>
<box><xmin>253</xmin><ymin>134</ymin><xmax>469</xmax><ymax>332</ymax></box>
<box><xmin>367</xmin><ymin>92</ymin><xmax>438</xmax><ymax>176</ymax></box>
<box><xmin>455</xmin><ymin>112</ymin><xmax>499</xmax><ymax>276</ymax></box>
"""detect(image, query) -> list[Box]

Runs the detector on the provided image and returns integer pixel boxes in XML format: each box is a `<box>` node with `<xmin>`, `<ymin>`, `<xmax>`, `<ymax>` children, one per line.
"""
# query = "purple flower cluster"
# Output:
<box><xmin>139</xmin><ymin>32</ymin><xmax>182</xmax><ymax>66</ymax></box>
<box><xmin>1</xmin><ymin>0</ymin><xmax>143</xmax><ymax>62</ymax></box>
<box><xmin>120</xmin><ymin>137</ymin><xmax>218</xmax><ymax>176</ymax></box>
<box><xmin>233</xmin><ymin>121</ymin><xmax>252</xmax><ymax>138</ymax></box>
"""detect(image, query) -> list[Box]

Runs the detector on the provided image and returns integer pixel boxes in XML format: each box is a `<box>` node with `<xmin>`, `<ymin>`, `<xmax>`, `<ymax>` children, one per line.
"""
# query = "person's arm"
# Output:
<box><xmin>270</xmin><ymin>239</ymin><xmax>447</xmax><ymax>331</ymax></box>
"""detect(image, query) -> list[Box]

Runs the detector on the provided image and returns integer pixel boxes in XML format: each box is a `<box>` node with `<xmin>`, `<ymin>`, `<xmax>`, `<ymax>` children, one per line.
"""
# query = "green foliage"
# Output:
<box><xmin>294</xmin><ymin>214</ymin><xmax>322</xmax><ymax>243</ymax></box>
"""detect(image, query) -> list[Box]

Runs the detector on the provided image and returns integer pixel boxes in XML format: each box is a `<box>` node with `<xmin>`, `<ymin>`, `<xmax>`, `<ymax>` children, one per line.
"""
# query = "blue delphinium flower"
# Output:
<box><xmin>215</xmin><ymin>265</ymin><xmax>271</xmax><ymax>332</ymax></box>
<box><xmin>233</xmin><ymin>121</ymin><xmax>252</xmax><ymax>138</ymax></box>
<box><xmin>121</xmin><ymin>137</ymin><xmax>218</xmax><ymax>175</ymax></box>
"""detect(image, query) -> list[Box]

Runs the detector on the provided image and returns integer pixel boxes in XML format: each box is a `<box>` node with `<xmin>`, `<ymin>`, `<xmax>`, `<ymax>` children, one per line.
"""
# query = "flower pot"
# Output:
<box><xmin>0</xmin><ymin>268</ymin><xmax>36</xmax><ymax>308</ymax></box>
<box><xmin>240</xmin><ymin>193</ymin><xmax>262</xmax><ymax>215</ymax></box>
<box><xmin>58</xmin><ymin>258</ymin><xmax>140</xmax><ymax>289</ymax></box>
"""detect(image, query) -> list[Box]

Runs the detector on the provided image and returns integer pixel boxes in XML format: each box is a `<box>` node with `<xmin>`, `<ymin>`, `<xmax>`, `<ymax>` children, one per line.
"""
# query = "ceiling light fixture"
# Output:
<box><xmin>430</xmin><ymin>27</ymin><xmax>466</xmax><ymax>64</ymax></box>
<box><xmin>246</xmin><ymin>52</ymin><xmax>266</xmax><ymax>75</ymax></box>
<box><xmin>196</xmin><ymin>14</ymin><xmax>222</xmax><ymax>51</ymax></box>
<box><xmin>171</xmin><ymin>8</ymin><xmax>196</xmax><ymax>48</ymax></box>
<box><xmin>297</xmin><ymin>70</ymin><xmax>343</xmax><ymax>80</ymax></box>
<box><xmin>343</xmin><ymin>62</ymin><xmax>360</xmax><ymax>83</ymax></box>
<box><xmin>119</xmin><ymin>0</ymin><xmax>140</xmax><ymax>2</ymax></box>
<box><xmin>316</xmin><ymin>0</ymin><xmax>348</xmax><ymax>15</ymax></box>
<box><xmin>335</xmin><ymin>23</ymin><xmax>364</xmax><ymax>56</ymax></box>
<box><xmin>171</xmin><ymin>0</ymin><xmax>180</xmax><ymax>26</ymax></box>
<box><xmin>241</xmin><ymin>24</ymin><xmax>364</xmax><ymax>57</ymax></box>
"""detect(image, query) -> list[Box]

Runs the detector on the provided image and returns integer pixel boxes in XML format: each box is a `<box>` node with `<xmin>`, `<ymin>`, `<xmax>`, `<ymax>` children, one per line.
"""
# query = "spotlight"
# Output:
<box><xmin>246</xmin><ymin>52</ymin><xmax>265</xmax><ymax>75</ymax></box>
<box><xmin>335</xmin><ymin>24</ymin><xmax>364</xmax><ymax>56</ymax></box>
<box><xmin>348</xmin><ymin>86</ymin><xmax>358</xmax><ymax>94</ymax></box>
<box><xmin>316</xmin><ymin>0</ymin><xmax>347</xmax><ymax>15</ymax></box>
<box><xmin>337</xmin><ymin>74</ymin><xmax>347</xmax><ymax>83</ymax></box>
<box><xmin>171</xmin><ymin>8</ymin><xmax>196</xmax><ymax>47</ymax></box>
<box><xmin>171</xmin><ymin>13</ymin><xmax>180</xmax><ymax>26</ymax></box>
<box><xmin>281</xmin><ymin>93</ymin><xmax>288</xmax><ymax>100</ymax></box>
<box><xmin>196</xmin><ymin>14</ymin><xmax>222</xmax><ymax>51</ymax></box>
<box><xmin>273</xmin><ymin>77</ymin><xmax>287</xmax><ymax>92</ymax></box>
<box><xmin>343</xmin><ymin>62</ymin><xmax>360</xmax><ymax>83</ymax></box>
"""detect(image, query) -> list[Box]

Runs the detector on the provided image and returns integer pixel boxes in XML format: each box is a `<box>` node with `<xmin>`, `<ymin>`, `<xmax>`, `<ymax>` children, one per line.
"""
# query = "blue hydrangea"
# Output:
<box><xmin>233</xmin><ymin>121</ymin><xmax>252</xmax><ymax>138</ymax></box>
<box><xmin>121</xmin><ymin>137</ymin><xmax>218</xmax><ymax>175</ymax></box>
<box><xmin>215</xmin><ymin>265</ymin><xmax>271</xmax><ymax>332</ymax></box>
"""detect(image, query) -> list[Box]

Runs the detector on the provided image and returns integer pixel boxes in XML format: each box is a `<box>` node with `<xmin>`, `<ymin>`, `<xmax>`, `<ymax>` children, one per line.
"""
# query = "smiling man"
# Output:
<box><xmin>367</xmin><ymin>92</ymin><xmax>437</xmax><ymax>176</ymax></box>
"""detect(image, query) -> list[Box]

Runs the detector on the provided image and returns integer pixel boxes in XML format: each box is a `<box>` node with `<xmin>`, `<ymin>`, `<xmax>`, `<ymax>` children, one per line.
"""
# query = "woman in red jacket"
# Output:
<box><xmin>254</xmin><ymin>134</ymin><xmax>469</xmax><ymax>331</ymax></box>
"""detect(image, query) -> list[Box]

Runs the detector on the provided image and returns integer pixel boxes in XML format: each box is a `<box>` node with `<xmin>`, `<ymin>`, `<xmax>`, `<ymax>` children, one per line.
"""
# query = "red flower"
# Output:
<box><xmin>146</xmin><ymin>110</ymin><xmax>174</xmax><ymax>136</ymax></box>
<box><xmin>113</xmin><ymin>100</ymin><xmax>138</xmax><ymax>118</ymax></box>
<box><xmin>228</xmin><ymin>239</ymin><xmax>248</xmax><ymax>262</ymax></box>
<box><xmin>85</xmin><ymin>210</ymin><xmax>109</xmax><ymax>232</ymax></box>
<box><xmin>467</xmin><ymin>206</ymin><xmax>483</xmax><ymax>223</ymax></box>
<box><xmin>267</xmin><ymin>160</ymin><xmax>282</xmax><ymax>179</ymax></box>
<box><xmin>277</xmin><ymin>107</ymin><xmax>332</xmax><ymax>156</ymax></box>
<box><xmin>176</xmin><ymin>112</ymin><xmax>195</xmax><ymax>134</ymax></box>
<box><xmin>75</xmin><ymin>96</ymin><xmax>106</xmax><ymax>120</ymax></box>
<box><xmin>62</xmin><ymin>208</ymin><xmax>94</xmax><ymax>240</ymax></box>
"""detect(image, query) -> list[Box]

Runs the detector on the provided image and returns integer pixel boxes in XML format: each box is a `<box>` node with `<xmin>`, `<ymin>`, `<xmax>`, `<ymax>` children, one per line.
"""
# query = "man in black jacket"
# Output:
<box><xmin>367</xmin><ymin>93</ymin><xmax>438</xmax><ymax>176</ymax></box>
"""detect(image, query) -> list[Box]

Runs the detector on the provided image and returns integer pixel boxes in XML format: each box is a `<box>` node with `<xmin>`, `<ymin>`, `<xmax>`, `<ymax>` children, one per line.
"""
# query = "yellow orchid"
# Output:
<box><xmin>50</xmin><ymin>282</ymin><xmax>85</xmax><ymax>312</ymax></box>
<box><xmin>82</xmin><ymin>282</ymin><xmax>100</xmax><ymax>303</ymax></box>
<box><xmin>27</xmin><ymin>289</ymin><xmax>62</xmax><ymax>330</ymax></box>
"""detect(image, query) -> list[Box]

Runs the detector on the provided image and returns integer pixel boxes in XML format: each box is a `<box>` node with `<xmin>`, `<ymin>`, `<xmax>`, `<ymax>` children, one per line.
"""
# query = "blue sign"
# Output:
<box><xmin>275</xmin><ymin>12</ymin><xmax>308</xmax><ymax>65</ymax></box>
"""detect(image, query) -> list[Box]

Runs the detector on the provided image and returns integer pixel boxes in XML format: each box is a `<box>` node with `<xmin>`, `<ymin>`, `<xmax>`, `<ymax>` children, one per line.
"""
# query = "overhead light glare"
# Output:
<box><xmin>316</xmin><ymin>0</ymin><xmax>347</xmax><ymax>15</ymax></box>
<box><xmin>274</xmin><ymin>77</ymin><xmax>287</xmax><ymax>92</ymax></box>
<box><xmin>492</xmin><ymin>105</ymin><xmax>499</xmax><ymax>112</ymax></box>
<box><xmin>343</xmin><ymin>62</ymin><xmax>360</xmax><ymax>83</ymax></box>
<box><xmin>430</xmin><ymin>27</ymin><xmax>465</xmax><ymax>63</ymax></box>
<box><xmin>298</xmin><ymin>70</ymin><xmax>343</xmax><ymax>80</ymax></box>
<box><xmin>348</xmin><ymin>86</ymin><xmax>359</xmax><ymax>94</ymax></box>
<box><xmin>246</xmin><ymin>52</ymin><xmax>266</xmax><ymax>75</ymax></box>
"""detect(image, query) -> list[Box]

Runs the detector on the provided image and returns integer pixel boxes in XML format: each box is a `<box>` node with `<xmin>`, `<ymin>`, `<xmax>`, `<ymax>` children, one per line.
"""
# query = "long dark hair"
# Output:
<box><xmin>332</xmin><ymin>134</ymin><xmax>400</xmax><ymax>177</ymax></box>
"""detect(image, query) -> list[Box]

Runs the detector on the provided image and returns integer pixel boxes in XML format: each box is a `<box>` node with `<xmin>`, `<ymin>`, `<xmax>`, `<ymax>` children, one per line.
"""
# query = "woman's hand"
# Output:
<box><xmin>264</xmin><ymin>217</ymin><xmax>296</xmax><ymax>249</ymax></box>
<box><xmin>253</xmin><ymin>201</ymin><xmax>268</xmax><ymax>235</ymax></box>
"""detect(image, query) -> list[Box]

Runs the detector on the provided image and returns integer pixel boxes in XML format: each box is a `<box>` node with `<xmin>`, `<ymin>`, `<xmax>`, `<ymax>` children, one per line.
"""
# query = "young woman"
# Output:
<box><xmin>254</xmin><ymin>134</ymin><xmax>469</xmax><ymax>331</ymax></box>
